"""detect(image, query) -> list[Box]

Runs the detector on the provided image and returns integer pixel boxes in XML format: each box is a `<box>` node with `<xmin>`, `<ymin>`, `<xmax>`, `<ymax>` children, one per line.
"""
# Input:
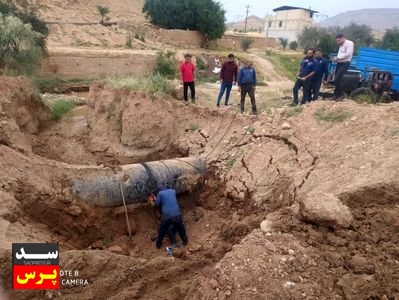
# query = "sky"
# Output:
<box><xmin>221</xmin><ymin>0</ymin><xmax>399</xmax><ymax>22</ymax></box>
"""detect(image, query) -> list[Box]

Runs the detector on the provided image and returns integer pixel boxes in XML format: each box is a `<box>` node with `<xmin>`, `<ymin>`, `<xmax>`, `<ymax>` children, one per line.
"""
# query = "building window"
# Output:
<box><xmin>268</xmin><ymin>21</ymin><xmax>272</xmax><ymax>28</ymax></box>
<box><xmin>279</xmin><ymin>20</ymin><xmax>283</xmax><ymax>27</ymax></box>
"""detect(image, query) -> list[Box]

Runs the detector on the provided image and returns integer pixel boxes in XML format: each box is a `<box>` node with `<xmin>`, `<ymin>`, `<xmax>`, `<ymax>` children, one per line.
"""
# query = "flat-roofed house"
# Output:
<box><xmin>265</xmin><ymin>6</ymin><xmax>318</xmax><ymax>42</ymax></box>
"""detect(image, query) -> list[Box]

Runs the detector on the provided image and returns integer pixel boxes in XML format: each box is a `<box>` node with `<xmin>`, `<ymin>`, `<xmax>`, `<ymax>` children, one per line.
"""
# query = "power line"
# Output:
<box><xmin>244</xmin><ymin>4</ymin><xmax>250</xmax><ymax>33</ymax></box>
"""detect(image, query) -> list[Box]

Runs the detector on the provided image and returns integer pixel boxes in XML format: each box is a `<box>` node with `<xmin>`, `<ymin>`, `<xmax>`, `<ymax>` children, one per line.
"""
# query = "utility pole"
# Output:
<box><xmin>244</xmin><ymin>5</ymin><xmax>249</xmax><ymax>33</ymax></box>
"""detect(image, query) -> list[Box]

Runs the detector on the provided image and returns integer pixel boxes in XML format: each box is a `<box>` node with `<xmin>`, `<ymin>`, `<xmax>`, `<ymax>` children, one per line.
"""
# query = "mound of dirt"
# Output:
<box><xmin>0</xmin><ymin>77</ymin><xmax>49</xmax><ymax>152</ymax></box>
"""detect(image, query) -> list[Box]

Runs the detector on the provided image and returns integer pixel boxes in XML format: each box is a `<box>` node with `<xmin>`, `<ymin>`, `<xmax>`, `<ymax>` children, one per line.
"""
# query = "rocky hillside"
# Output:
<box><xmin>318</xmin><ymin>8</ymin><xmax>399</xmax><ymax>32</ymax></box>
<box><xmin>226</xmin><ymin>15</ymin><xmax>265</xmax><ymax>32</ymax></box>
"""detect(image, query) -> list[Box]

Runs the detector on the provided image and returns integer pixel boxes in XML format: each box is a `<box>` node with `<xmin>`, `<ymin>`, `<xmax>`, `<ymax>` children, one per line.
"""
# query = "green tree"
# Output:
<box><xmin>0</xmin><ymin>13</ymin><xmax>44</xmax><ymax>73</ymax></box>
<box><xmin>97</xmin><ymin>5</ymin><xmax>110</xmax><ymax>22</ymax></box>
<box><xmin>279</xmin><ymin>37</ymin><xmax>288</xmax><ymax>50</ymax></box>
<box><xmin>142</xmin><ymin>0</ymin><xmax>226</xmax><ymax>41</ymax></box>
<box><xmin>381</xmin><ymin>27</ymin><xmax>399</xmax><ymax>50</ymax></box>
<box><xmin>341</xmin><ymin>22</ymin><xmax>374</xmax><ymax>48</ymax></box>
<box><xmin>297</xmin><ymin>27</ymin><xmax>337</xmax><ymax>55</ymax></box>
<box><xmin>297</xmin><ymin>27</ymin><xmax>326</xmax><ymax>50</ymax></box>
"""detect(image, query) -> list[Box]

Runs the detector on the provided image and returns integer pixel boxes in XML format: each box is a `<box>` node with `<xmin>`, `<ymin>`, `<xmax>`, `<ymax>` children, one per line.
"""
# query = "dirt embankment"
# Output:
<box><xmin>0</xmin><ymin>77</ymin><xmax>398</xmax><ymax>299</ymax></box>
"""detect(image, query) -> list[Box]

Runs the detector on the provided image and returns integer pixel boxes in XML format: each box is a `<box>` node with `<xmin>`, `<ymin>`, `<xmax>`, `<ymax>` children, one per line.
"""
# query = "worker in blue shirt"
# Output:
<box><xmin>237</xmin><ymin>60</ymin><xmax>257</xmax><ymax>115</ymax></box>
<box><xmin>148</xmin><ymin>185</ymin><xmax>188</xmax><ymax>249</ymax></box>
<box><xmin>292</xmin><ymin>49</ymin><xmax>316</xmax><ymax>105</ymax></box>
<box><xmin>310</xmin><ymin>49</ymin><xmax>329</xmax><ymax>101</ymax></box>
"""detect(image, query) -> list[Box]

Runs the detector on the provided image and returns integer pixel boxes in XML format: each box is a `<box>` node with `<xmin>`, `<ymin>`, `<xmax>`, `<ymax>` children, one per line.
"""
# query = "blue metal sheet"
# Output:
<box><xmin>356</xmin><ymin>48</ymin><xmax>399</xmax><ymax>91</ymax></box>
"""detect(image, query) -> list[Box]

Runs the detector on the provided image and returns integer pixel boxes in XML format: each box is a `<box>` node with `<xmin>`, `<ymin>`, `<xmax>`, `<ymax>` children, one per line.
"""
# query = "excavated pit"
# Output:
<box><xmin>1</xmin><ymin>77</ymin><xmax>399</xmax><ymax>299</ymax></box>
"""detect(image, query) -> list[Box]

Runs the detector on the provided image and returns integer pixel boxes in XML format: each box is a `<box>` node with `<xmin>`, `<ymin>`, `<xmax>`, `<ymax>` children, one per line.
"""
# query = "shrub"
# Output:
<box><xmin>279</xmin><ymin>37</ymin><xmax>288</xmax><ymax>50</ymax></box>
<box><xmin>51</xmin><ymin>99</ymin><xmax>75</xmax><ymax>120</ymax></box>
<box><xmin>289</xmin><ymin>41</ymin><xmax>298</xmax><ymax>50</ymax></box>
<box><xmin>0</xmin><ymin>13</ymin><xmax>45</xmax><ymax>74</ymax></box>
<box><xmin>153</xmin><ymin>51</ymin><xmax>177</xmax><ymax>79</ymax></box>
<box><xmin>125</xmin><ymin>34</ymin><xmax>133</xmax><ymax>48</ymax></box>
<box><xmin>97</xmin><ymin>6</ymin><xmax>110</xmax><ymax>22</ymax></box>
<box><xmin>196</xmin><ymin>57</ymin><xmax>206</xmax><ymax>70</ymax></box>
<box><xmin>241</xmin><ymin>37</ymin><xmax>253</xmax><ymax>51</ymax></box>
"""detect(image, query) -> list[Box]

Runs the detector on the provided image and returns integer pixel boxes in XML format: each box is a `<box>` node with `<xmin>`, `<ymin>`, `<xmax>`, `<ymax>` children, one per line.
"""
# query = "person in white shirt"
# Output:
<box><xmin>331</xmin><ymin>34</ymin><xmax>354</xmax><ymax>101</ymax></box>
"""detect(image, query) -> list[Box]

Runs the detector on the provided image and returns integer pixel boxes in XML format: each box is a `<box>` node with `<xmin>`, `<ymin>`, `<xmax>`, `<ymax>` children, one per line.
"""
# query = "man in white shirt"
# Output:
<box><xmin>331</xmin><ymin>34</ymin><xmax>354</xmax><ymax>101</ymax></box>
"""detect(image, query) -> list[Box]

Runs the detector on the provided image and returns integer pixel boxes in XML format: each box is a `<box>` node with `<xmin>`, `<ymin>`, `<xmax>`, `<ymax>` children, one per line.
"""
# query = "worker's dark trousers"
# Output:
<box><xmin>183</xmin><ymin>81</ymin><xmax>195</xmax><ymax>102</ymax></box>
<box><xmin>334</xmin><ymin>62</ymin><xmax>350</xmax><ymax>98</ymax></box>
<box><xmin>156</xmin><ymin>215</ymin><xmax>188</xmax><ymax>248</ymax></box>
<box><xmin>240</xmin><ymin>84</ymin><xmax>257</xmax><ymax>114</ymax></box>
<box><xmin>293</xmin><ymin>77</ymin><xmax>311</xmax><ymax>104</ymax></box>
<box><xmin>310</xmin><ymin>77</ymin><xmax>323</xmax><ymax>101</ymax></box>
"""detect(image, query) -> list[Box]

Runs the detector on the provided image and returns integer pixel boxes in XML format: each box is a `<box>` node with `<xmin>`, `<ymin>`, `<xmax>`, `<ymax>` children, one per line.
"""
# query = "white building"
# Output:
<box><xmin>265</xmin><ymin>6</ymin><xmax>318</xmax><ymax>42</ymax></box>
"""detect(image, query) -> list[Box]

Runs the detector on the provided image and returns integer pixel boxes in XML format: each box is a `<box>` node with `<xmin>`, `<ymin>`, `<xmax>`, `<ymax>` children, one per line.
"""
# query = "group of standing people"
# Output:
<box><xmin>181</xmin><ymin>33</ymin><xmax>354</xmax><ymax>113</ymax></box>
<box><xmin>216</xmin><ymin>54</ymin><xmax>257</xmax><ymax>115</ymax></box>
<box><xmin>292</xmin><ymin>33</ymin><xmax>354</xmax><ymax>105</ymax></box>
<box><xmin>179</xmin><ymin>52</ymin><xmax>257</xmax><ymax>115</ymax></box>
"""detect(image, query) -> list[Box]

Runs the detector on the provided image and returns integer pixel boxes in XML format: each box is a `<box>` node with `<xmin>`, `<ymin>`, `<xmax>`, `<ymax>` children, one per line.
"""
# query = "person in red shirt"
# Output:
<box><xmin>179</xmin><ymin>53</ymin><xmax>196</xmax><ymax>104</ymax></box>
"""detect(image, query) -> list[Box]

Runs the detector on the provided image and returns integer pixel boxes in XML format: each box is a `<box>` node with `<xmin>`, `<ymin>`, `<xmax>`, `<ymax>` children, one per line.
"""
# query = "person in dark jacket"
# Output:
<box><xmin>310</xmin><ymin>49</ymin><xmax>329</xmax><ymax>101</ymax></box>
<box><xmin>237</xmin><ymin>60</ymin><xmax>257</xmax><ymax>115</ymax></box>
<box><xmin>216</xmin><ymin>53</ymin><xmax>238</xmax><ymax>107</ymax></box>
<box><xmin>292</xmin><ymin>49</ymin><xmax>316</xmax><ymax>105</ymax></box>
<box><xmin>148</xmin><ymin>186</ymin><xmax>188</xmax><ymax>249</ymax></box>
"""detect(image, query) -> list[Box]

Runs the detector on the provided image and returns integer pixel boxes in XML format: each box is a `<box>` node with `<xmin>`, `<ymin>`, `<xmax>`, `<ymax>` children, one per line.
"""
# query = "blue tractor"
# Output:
<box><xmin>321</xmin><ymin>47</ymin><xmax>399</xmax><ymax>101</ymax></box>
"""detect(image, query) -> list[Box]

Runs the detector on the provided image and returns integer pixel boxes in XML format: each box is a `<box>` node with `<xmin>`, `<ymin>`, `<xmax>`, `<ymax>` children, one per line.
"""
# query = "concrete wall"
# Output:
<box><xmin>39</xmin><ymin>48</ymin><xmax>157</xmax><ymax>79</ymax></box>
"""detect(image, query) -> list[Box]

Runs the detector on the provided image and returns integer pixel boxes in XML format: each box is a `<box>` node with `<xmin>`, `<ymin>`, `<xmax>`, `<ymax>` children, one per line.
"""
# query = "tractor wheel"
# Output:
<box><xmin>349</xmin><ymin>87</ymin><xmax>377</xmax><ymax>103</ymax></box>
<box><xmin>379</xmin><ymin>93</ymin><xmax>392</xmax><ymax>103</ymax></box>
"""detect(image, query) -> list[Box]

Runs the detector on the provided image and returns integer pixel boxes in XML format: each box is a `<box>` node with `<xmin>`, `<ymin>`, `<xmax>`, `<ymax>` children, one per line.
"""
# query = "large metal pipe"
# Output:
<box><xmin>73</xmin><ymin>156</ymin><xmax>207</xmax><ymax>207</ymax></box>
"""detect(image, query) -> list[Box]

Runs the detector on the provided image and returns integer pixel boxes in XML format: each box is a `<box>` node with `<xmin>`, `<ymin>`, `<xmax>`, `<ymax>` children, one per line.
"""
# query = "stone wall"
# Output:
<box><xmin>38</xmin><ymin>48</ymin><xmax>157</xmax><ymax>79</ymax></box>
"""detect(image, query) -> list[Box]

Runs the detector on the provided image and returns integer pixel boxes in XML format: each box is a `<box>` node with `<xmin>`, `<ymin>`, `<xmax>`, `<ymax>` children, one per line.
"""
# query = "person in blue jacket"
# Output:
<box><xmin>148</xmin><ymin>185</ymin><xmax>188</xmax><ymax>249</ymax></box>
<box><xmin>310</xmin><ymin>49</ymin><xmax>329</xmax><ymax>101</ymax></box>
<box><xmin>292</xmin><ymin>49</ymin><xmax>316</xmax><ymax>105</ymax></box>
<box><xmin>237</xmin><ymin>60</ymin><xmax>257</xmax><ymax>115</ymax></box>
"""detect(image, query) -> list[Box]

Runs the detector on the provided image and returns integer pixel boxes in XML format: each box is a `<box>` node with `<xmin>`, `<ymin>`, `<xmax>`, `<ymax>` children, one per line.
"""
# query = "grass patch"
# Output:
<box><xmin>314</xmin><ymin>107</ymin><xmax>353</xmax><ymax>122</ymax></box>
<box><xmin>187</xmin><ymin>123</ymin><xmax>200</xmax><ymax>132</ymax></box>
<box><xmin>74</xmin><ymin>39</ymin><xmax>97</xmax><ymax>47</ymax></box>
<box><xmin>51</xmin><ymin>99</ymin><xmax>75</xmax><ymax>120</ymax></box>
<box><xmin>226</xmin><ymin>158</ymin><xmax>236</xmax><ymax>170</ymax></box>
<box><xmin>282</xmin><ymin>106</ymin><xmax>303</xmax><ymax>117</ymax></box>
<box><xmin>255</xmin><ymin>91</ymin><xmax>290</xmax><ymax>112</ymax></box>
<box><xmin>352</xmin><ymin>94</ymin><xmax>376</xmax><ymax>104</ymax></box>
<box><xmin>265</xmin><ymin>50</ymin><xmax>302</xmax><ymax>80</ymax></box>
<box><xmin>246</xmin><ymin>126</ymin><xmax>255</xmax><ymax>134</ymax></box>
<box><xmin>33</xmin><ymin>77</ymin><xmax>92</xmax><ymax>93</ymax></box>
<box><xmin>106</xmin><ymin>74</ymin><xmax>174</xmax><ymax>96</ymax></box>
<box><xmin>197</xmin><ymin>74</ymin><xmax>219</xmax><ymax>84</ymax></box>
<box><xmin>391</xmin><ymin>127</ymin><xmax>399</xmax><ymax>137</ymax></box>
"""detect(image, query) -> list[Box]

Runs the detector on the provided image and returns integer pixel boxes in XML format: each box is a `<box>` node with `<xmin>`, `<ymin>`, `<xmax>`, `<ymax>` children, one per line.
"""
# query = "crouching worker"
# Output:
<box><xmin>148</xmin><ymin>186</ymin><xmax>188</xmax><ymax>249</ymax></box>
